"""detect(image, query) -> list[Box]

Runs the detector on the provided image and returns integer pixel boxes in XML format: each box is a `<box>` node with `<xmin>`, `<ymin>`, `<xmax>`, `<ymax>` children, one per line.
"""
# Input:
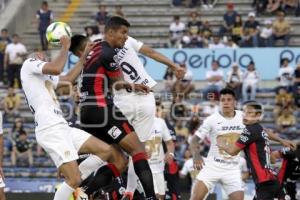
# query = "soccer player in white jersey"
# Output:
<box><xmin>112</xmin><ymin>36</ymin><xmax>185</xmax><ymax>199</ymax></box>
<box><xmin>0</xmin><ymin>111</ymin><xmax>6</xmax><ymax>200</ymax></box>
<box><xmin>190</xmin><ymin>88</ymin><xmax>295</xmax><ymax>200</ymax></box>
<box><xmin>21</xmin><ymin>36</ymin><xmax>124</xmax><ymax>200</ymax></box>
<box><xmin>144</xmin><ymin>117</ymin><xmax>175</xmax><ymax>200</ymax></box>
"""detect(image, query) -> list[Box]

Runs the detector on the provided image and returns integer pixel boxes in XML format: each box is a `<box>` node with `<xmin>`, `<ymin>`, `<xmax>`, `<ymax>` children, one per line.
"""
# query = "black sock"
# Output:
<box><xmin>132</xmin><ymin>152</ymin><xmax>156</xmax><ymax>199</ymax></box>
<box><xmin>80</xmin><ymin>163</ymin><xmax>121</xmax><ymax>196</ymax></box>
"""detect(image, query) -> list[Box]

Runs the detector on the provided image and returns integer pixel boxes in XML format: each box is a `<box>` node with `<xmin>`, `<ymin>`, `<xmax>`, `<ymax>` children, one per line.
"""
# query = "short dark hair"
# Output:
<box><xmin>104</xmin><ymin>16</ymin><xmax>130</xmax><ymax>33</ymax></box>
<box><xmin>12</xmin><ymin>33</ymin><xmax>19</xmax><ymax>38</ymax></box>
<box><xmin>69</xmin><ymin>35</ymin><xmax>88</xmax><ymax>55</ymax></box>
<box><xmin>1</xmin><ymin>28</ymin><xmax>8</xmax><ymax>32</ymax></box>
<box><xmin>243</xmin><ymin>100</ymin><xmax>263</xmax><ymax>114</ymax></box>
<box><xmin>42</xmin><ymin>1</ymin><xmax>48</xmax><ymax>6</ymax></box>
<box><xmin>219</xmin><ymin>88</ymin><xmax>236</xmax><ymax>99</ymax></box>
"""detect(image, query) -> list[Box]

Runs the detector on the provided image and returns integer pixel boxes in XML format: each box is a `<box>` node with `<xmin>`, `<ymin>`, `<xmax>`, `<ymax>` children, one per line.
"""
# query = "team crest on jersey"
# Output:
<box><xmin>108</xmin><ymin>126</ymin><xmax>122</xmax><ymax>139</ymax></box>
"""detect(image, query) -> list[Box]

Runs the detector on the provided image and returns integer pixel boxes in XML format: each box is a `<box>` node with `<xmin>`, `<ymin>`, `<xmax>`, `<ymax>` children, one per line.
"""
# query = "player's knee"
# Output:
<box><xmin>116</xmin><ymin>155</ymin><xmax>128</xmax><ymax>172</ymax></box>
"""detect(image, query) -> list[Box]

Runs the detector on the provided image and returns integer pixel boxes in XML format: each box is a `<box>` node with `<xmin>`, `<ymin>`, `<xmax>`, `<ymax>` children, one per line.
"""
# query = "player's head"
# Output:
<box><xmin>242</xmin><ymin>100</ymin><xmax>263</xmax><ymax>125</ymax></box>
<box><xmin>104</xmin><ymin>16</ymin><xmax>130</xmax><ymax>48</ymax></box>
<box><xmin>219</xmin><ymin>88</ymin><xmax>236</xmax><ymax>114</ymax></box>
<box><xmin>69</xmin><ymin>35</ymin><xmax>89</xmax><ymax>57</ymax></box>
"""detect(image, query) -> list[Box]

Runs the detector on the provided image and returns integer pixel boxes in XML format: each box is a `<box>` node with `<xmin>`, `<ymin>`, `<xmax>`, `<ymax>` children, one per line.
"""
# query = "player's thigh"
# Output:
<box><xmin>222</xmin><ymin>168</ymin><xmax>244</xmax><ymax>199</ymax></box>
<box><xmin>190</xmin><ymin>180</ymin><xmax>209</xmax><ymax>200</ymax></box>
<box><xmin>133</xmin><ymin>93</ymin><xmax>156</xmax><ymax>142</ymax></box>
<box><xmin>153</xmin><ymin>172</ymin><xmax>166</xmax><ymax>195</ymax></box>
<box><xmin>35</xmin><ymin>124</ymin><xmax>79</xmax><ymax>168</ymax></box>
<box><xmin>71</xmin><ymin>127</ymin><xmax>112</xmax><ymax>161</ymax></box>
<box><xmin>195</xmin><ymin>164</ymin><xmax>219</xmax><ymax>194</ymax></box>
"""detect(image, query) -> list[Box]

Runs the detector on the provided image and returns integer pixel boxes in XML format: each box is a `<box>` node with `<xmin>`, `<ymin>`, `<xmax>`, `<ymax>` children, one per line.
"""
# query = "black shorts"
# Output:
<box><xmin>254</xmin><ymin>180</ymin><xmax>284</xmax><ymax>200</ymax></box>
<box><xmin>80</xmin><ymin>103</ymin><xmax>134</xmax><ymax>144</ymax></box>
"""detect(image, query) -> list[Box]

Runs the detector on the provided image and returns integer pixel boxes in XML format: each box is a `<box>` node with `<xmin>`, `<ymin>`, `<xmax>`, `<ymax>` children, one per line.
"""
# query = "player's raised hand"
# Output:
<box><xmin>133</xmin><ymin>84</ymin><xmax>150</xmax><ymax>94</ymax></box>
<box><xmin>281</xmin><ymin>139</ymin><xmax>297</xmax><ymax>150</ymax></box>
<box><xmin>193</xmin><ymin>154</ymin><xmax>205</xmax><ymax>170</ymax></box>
<box><xmin>174</xmin><ymin>65</ymin><xmax>186</xmax><ymax>80</ymax></box>
<box><xmin>60</xmin><ymin>35</ymin><xmax>71</xmax><ymax>51</ymax></box>
<box><xmin>164</xmin><ymin>152</ymin><xmax>174</xmax><ymax>164</ymax></box>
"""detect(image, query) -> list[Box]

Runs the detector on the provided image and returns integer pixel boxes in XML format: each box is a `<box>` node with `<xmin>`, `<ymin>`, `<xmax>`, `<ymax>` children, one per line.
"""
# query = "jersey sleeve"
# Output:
<box><xmin>24</xmin><ymin>58</ymin><xmax>47</xmax><ymax>75</ymax></box>
<box><xmin>195</xmin><ymin>118</ymin><xmax>211</xmax><ymax>140</ymax></box>
<box><xmin>161</xmin><ymin>119</ymin><xmax>172</xmax><ymax>142</ymax></box>
<box><xmin>102</xmin><ymin>48</ymin><xmax>122</xmax><ymax>77</ymax></box>
<box><xmin>50</xmin><ymin>75</ymin><xmax>60</xmax><ymax>89</ymax></box>
<box><xmin>0</xmin><ymin>112</ymin><xmax>3</xmax><ymax>135</ymax></box>
<box><xmin>127</xmin><ymin>36</ymin><xmax>144</xmax><ymax>52</ymax></box>
<box><xmin>236</xmin><ymin>128</ymin><xmax>258</xmax><ymax>149</ymax></box>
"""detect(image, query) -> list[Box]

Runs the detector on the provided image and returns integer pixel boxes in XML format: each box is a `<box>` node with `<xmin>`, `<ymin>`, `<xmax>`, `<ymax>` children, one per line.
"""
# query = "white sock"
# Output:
<box><xmin>54</xmin><ymin>182</ymin><xmax>75</xmax><ymax>200</ymax></box>
<box><xmin>126</xmin><ymin>157</ymin><xmax>138</xmax><ymax>193</ymax></box>
<box><xmin>79</xmin><ymin>155</ymin><xmax>106</xmax><ymax>180</ymax></box>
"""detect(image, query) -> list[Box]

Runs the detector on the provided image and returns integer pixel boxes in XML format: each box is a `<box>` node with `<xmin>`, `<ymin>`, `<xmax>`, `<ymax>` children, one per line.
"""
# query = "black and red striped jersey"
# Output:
<box><xmin>80</xmin><ymin>41</ymin><xmax>122</xmax><ymax>107</ymax></box>
<box><xmin>236</xmin><ymin>123</ymin><xmax>276</xmax><ymax>184</ymax></box>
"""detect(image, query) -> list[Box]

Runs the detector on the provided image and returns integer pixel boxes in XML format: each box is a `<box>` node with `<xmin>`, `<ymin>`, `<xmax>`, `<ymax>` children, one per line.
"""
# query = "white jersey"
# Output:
<box><xmin>116</xmin><ymin>36</ymin><xmax>157</xmax><ymax>89</ymax></box>
<box><xmin>180</xmin><ymin>158</ymin><xmax>200</xmax><ymax>181</ymax></box>
<box><xmin>0</xmin><ymin>111</ymin><xmax>3</xmax><ymax>134</ymax></box>
<box><xmin>195</xmin><ymin>110</ymin><xmax>244</xmax><ymax>169</ymax></box>
<box><xmin>145</xmin><ymin>117</ymin><xmax>172</xmax><ymax>173</ymax></box>
<box><xmin>21</xmin><ymin>58</ymin><xmax>67</xmax><ymax>132</ymax></box>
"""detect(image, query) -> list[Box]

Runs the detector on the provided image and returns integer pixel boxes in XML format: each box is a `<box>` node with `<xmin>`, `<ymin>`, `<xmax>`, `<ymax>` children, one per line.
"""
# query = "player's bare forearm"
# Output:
<box><xmin>190</xmin><ymin>135</ymin><xmax>201</xmax><ymax>160</ymax></box>
<box><xmin>265</xmin><ymin>129</ymin><xmax>296</xmax><ymax>149</ymax></box>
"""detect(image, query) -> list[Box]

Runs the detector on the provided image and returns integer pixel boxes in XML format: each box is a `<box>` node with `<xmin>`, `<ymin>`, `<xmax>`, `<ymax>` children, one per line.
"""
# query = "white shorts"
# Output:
<box><xmin>114</xmin><ymin>91</ymin><xmax>156</xmax><ymax>142</ymax></box>
<box><xmin>35</xmin><ymin>123</ymin><xmax>91</xmax><ymax>168</ymax></box>
<box><xmin>0</xmin><ymin>175</ymin><xmax>5</xmax><ymax>188</ymax></box>
<box><xmin>196</xmin><ymin>160</ymin><xmax>243</xmax><ymax>196</ymax></box>
<box><xmin>153</xmin><ymin>172</ymin><xmax>166</xmax><ymax>195</ymax></box>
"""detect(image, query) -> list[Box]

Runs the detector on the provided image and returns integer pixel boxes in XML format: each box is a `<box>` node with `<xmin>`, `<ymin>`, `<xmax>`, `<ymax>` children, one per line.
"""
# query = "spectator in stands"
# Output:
<box><xmin>187</xmin><ymin>115</ymin><xmax>201</xmax><ymax>135</ymax></box>
<box><xmin>231</xmin><ymin>15</ymin><xmax>243</xmax><ymax>44</ymax></box>
<box><xmin>0</xmin><ymin>28</ymin><xmax>11</xmax><ymax>85</ymax></box>
<box><xmin>208</xmin><ymin>35</ymin><xmax>225</xmax><ymax>49</ymax></box>
<box><xmin>240</xmin><ymin>29</ymin><xmax>255</xmax><ymax>47</ymax></box>
<box><xmin>172</xmin><ymin>63</ymin><xmax>195</xmax><ymax>99</ymax></box>
<box><xmin>174</xmin><ymin>120</ymin><xmax>189</xmax><ymax>159</ymax></box>
<box><xmin>243</xmin><ymin>12</ymin><xmax>260</xmax><ymax>47</ymax></box>
<box><xmin>95</xmin><ymin>4</ymin><xmax>109</xmax><ymax>25</ymax></box>
<box><xmin>219</xmin><ymin>2</ymin><xmax>239</xmax><ymax>37</ymax></box>
<box><xmin>254</xmin><ymin>0</ymin><xmax>268</xmax><ymax>14</ymax></box>
<box><xmin>271</xmin><ymin>11</ymin><xmax>291</xmax><ymax>47</ymax></box>
<box><xmin>187</xmin><ymin>12</ymin><xmax>202</xmax><ymax>38</ymax></box>
<box><xmin>113</xmin><ymin>5</ymin><xmax>125</xmax><ymax>17</ymax></box>
<box><xmin>294</xmin><ymin>86</ymin><xmax>300</xmax><ymax>108</ymax></box>
<box><xmin>276</xmin><ymin>107</ymin><xmax>296</xmax><ymax>133</ymax></box>
<box><xmin>226</xmin><ymin>63</ymin><xmax>243</xmax><ymax>100</ymax></box>
<box><xmin>201</xmin><ymin>93</ymin><xmax>219</xmax><ymax>117</ymax></box>
<box><xmin>170</xmin><ymin>96</ymin><xmax>187</xmax><ymax>121</ymax></box>
<box><xmin>163</xmin><ymin>67</ymin><xmax>176</xmax><ymax>92</ymax></box>
<box><xmin>242</xmin><ymin>61</ymin><xmax>260</xmax><ymax>101</ymax></box>
<box><xmin>181</xmin><ymin>30</ymin><xmax>192</xmax><ymax>48</ymax></box>
<box><xmin>2</xmin><ymin>87</ymin><xmax>20</xmax><ymax>123</ymax></box>
<box><xmin>201</xmin><ymin>20</ymin><xmax>213</xmax><ymax>46</ymax></box>
<box><xmin>202</xmin><ymin>0</ymin><xmax>215</xmax><ymax>9</ymax></box>
<box><xmin>36</xmin><ymin>1</ymin><xmax>53</xmax><ymax>50</ymax></box>
<box><xmin>277</xmin><ymin>58</ymin><xmax>294</xmax><ymax>92</ymax></box>
<box><xmin>204</xmin><ymin>60</ymin><xmax>224</xmax><ymax>99</ymax></box>
<box><xmin>84</xmin><ymin>26</ymin><xmax>103</xmax><ymax>42</ymax></box>
<box><xmin>274</xmin><ymin>87</ymin><xmax>294</xmax><ymax>117</ymax></box>
<box><xmin>169</xmin><ymin>15</ymin><xmax>186</xmax><ymax>48</ymax></box>
<box><xmin>225</xmin><ymin>36</ymin><xmax>239</xmax><ymax>48</ymax></box>
<box><xmin>4</xmin><ymin>34</ymin><xmax>27</xmax><ymax>88</ymax></box>
<box><xmin>293</xmin><ymin>61</ymin><xmax>300</xmax><ymax>92</ymax></box>
<box><xmin>11</xmin><ymin>130</ymin><xmax>33</xmax><ymax>167</ymax></box>
<box><xmin>266</xmin><ymin>0</ymin><xmax>282</xmax><ymax>13</ymax></box>
<box><xmin>259</xmin><ymin>19</ymin><xmax>273</xmax><ymax>47</ymax></box>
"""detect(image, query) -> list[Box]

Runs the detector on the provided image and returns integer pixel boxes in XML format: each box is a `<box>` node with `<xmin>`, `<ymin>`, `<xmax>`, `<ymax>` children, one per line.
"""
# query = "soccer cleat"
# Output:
<box><xmin>121</xmin><ymin>192</ymin><xmax>134</xmax><ymax>200</ymax></box>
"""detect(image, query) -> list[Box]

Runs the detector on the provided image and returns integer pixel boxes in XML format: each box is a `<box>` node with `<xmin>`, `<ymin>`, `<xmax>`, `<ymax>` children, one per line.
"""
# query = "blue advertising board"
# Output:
<box><xmin>62</xmin><ymin>48</ymin><xmax>300</xmax><ymax>80</ymax></box>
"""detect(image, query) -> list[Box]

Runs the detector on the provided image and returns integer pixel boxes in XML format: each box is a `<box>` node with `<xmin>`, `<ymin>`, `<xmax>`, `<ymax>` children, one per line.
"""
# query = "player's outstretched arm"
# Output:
<box><xmin>42</xmin><ymin>36</ymin><xmax>70</xmax><ymax>75</ymax></box>
<box><xmin>164</xmin><ymin>140</ymin><xmax>175</xmax><ymax>164</ymax></box>
<box><xmin>139</xmin><ymin>45</ymin><xmax>186</xmax><ymax>79</ymax></box>
<box><xmin>265</xmin><ymin>128</ymin><xmax>297</xmax><ymax>150</ymax></box>
<box><xmin>60</xmin><ymin>41</ymin><xmax>96</xmax><ymax>84</ymax></box>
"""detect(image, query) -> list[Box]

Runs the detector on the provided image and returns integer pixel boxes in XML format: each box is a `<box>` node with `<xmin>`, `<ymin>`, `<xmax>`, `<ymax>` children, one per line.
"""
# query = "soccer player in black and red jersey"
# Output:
<box><xmin>78</xmin><ymin>16</ymin><xmax>156</xmax><ymax>200</ymax></box>
<box><xmin>271</xmin><ymin>145</ymin><xmax>300</xmax><ymax>200</ymax></box>
<box><xmin>217</xmin><ymin>101</ymin><xmax>285</xmax><ymax>200</ymax></box>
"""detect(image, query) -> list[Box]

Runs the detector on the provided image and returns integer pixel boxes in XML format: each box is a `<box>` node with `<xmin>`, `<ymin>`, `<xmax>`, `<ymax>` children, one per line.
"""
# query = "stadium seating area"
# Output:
<box><xmin>0</xmin><ymin>0</ymin><xmax>300</xmax><ymax>198</ymax></box>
